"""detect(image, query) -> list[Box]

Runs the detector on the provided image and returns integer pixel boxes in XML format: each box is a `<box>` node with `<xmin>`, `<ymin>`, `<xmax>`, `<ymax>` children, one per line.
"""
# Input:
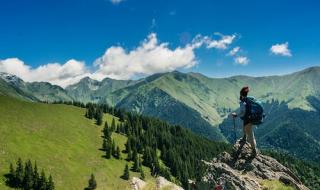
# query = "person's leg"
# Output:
<box><xmin>240</xmin><ymin>122</ymin><xmax>247</xmax><ymax>143</ymax></box>
<box><xmin>244</xmin><ymin>123</ymin><xmax>257</xmax><ymax>154</ymax></box>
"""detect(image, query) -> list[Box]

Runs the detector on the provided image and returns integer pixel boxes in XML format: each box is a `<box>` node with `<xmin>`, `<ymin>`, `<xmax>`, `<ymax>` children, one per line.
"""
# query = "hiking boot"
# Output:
<box><xmin>251</xmin><ymin>149</ymin><xmax>258</xmax><ymax>158</ymax></box>
<box><xmin>239</xmin><ymin>135</ymin><xmax>247</xmax><ymax>144</ymax></box>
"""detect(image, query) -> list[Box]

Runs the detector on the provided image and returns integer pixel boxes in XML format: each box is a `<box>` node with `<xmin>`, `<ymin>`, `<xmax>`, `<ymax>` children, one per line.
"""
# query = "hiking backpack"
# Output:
<box><xmin>244</xmin><ymin>96</ymin><xmax>264</xmax><ymax>125</ymax></box>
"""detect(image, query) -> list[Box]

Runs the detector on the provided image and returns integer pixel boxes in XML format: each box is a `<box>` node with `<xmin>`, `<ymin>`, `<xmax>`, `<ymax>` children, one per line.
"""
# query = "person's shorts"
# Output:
<box><xmin>243</xmin><ymin>120</ymin><xmax>251</xmax><ymax>126</ymax></box>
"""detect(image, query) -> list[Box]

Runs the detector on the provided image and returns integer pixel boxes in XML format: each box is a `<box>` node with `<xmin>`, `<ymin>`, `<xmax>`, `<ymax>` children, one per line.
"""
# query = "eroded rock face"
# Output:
<box><xmin>201</xmin><ymin>140</ymin><xmax>309</xmax><ymax>190</ymax></box>
<box><xmin>157</xmin><ymin>176</ymin><xmax>184</xmax><ymax>190</ymax></box>
<box><xmin>131</xmin><ymin>177</ymin><xmax>146</xmax><ymax>190</ymax></box>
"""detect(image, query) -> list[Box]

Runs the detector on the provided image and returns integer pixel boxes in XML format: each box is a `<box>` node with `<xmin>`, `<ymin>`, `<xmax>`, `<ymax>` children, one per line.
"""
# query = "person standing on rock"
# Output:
<box><xmin>231</xmin><ymin>86</ymin><xmax>258</xmax><ymax>157</ymax></box>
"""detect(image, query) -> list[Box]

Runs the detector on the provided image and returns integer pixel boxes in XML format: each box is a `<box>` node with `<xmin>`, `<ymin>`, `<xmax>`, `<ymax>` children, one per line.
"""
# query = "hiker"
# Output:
<box><xmin>230</xmin><ymin>86</ymin><xmax>257</xmax><ymax>157</ymax></box>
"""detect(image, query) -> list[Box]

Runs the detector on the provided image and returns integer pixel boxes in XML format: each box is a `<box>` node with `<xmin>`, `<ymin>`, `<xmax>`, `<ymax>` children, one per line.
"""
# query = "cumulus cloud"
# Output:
<box><xmin>93</xmin><ymin>33</ymin><xmax>198</xmax><ymax>80</ymax></box>
<box><xmin>0</xmin><ymin>58</ymin><xmax>88</xmax><ymax>87</ymax></box>
<box><xmin>228</xmin><ymin>46</ymin><xmax>240</xmax><ymax>56</ymax></box>
<box><xmin>270</xmin><ymin>42</ymin><xmax>292</xmax><ymax>57</ymax></box>
<box><xmin>234</xmin><ymin>56</ymin><xmax>249</xmax><ymax>65</ymax></box>
<box><xmin>110</xmin><ymin>0</ymin><xmax>125</xmax><ymax>4</ymax></box>
<box><xmin>0</xmin><ymin>32</ymin><xmax>238</xmax><ymax>87</ymax></box>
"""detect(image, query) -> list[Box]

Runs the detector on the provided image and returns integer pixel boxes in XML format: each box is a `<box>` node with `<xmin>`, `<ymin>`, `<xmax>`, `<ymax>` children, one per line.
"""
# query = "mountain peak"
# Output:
<box><xmin>201</xmin><ymin>140</ymin><xmax>308</xmax><ymax>190</ymax></box>
<box><xmin>0</xmin><ymin>72</ymin><xmax>24</xmax><ymax>86</ymax></box>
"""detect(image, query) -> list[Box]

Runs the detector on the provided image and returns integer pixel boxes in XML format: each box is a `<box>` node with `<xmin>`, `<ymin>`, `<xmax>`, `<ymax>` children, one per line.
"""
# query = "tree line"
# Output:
<box><xmin>83</xmin><ymin>103</ymin><xmax>231</xmax><ymax>189</ymax></box>
<box><xmin>5</xmin><ymin>158</ymin><xmax>54</xmax><ymax>190</ymax></box>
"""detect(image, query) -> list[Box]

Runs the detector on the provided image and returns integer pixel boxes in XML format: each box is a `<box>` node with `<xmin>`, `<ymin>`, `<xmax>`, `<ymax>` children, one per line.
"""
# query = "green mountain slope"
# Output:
<box><xmin>116</xmin><ymin>87</ymin><xmax>226</xmax><ymax>141</ymax></box>
<box><xmin>0</xmin><ymin>95</ymin><xmax>154</xmax><ymax>189</ymax></box>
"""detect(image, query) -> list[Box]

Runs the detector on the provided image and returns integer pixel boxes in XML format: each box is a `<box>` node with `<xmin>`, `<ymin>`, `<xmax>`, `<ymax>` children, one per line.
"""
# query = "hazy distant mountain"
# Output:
<box><xmin>0</xmin><ymin>72</ymin><xmax>73</xmax><ymax>102</ymax></box>
<box><xmin>65</xmin><ymin>77</ymin><xmax>137</xmax><ymax>103</ymax></box>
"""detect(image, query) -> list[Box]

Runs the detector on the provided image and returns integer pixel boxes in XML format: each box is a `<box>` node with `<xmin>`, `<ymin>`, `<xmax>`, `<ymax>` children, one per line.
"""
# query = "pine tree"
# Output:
<box><xmin>105</xmin><ymin>139</ymin><xmax>112</xmax><ymax>159</ymax></box>
<box><xmin>102</xmin><ymin>139</ymin><xmax>107</xmax><ymax>151</ymax></box>
<box><xmin>133</xmin><ymin>155</ymin><xmax>140</xmax><ymax>172</ymax></box>
<box><xmin>111</xmin><ymin>140</ymin><xmax>116</xmax><ymax>157</ymax></box>
<box><xmin>33</xmin><ymin>162</ymin><xmax>39</xmax><ymax>190</ymax></box>
<box><xmin>8</xmin><ymin>163</ymin><xmax>16</xmax><ymax>186</ymax></box>
<box><xmin>38</xmin><ymin>170</ymin><xmax>47</xmax><ymax>190</ymax></box>
<box><xmin>86</xmin><ymin>174</ymin><xmax>97</xmax><ymax>190</ymax></box>
<box><xmin>126</xmin><ymin>139</ymin><xmax>132</xmax><ymax>161</ymax></box>
<box><xmin>47</xmin><ymin>175</ymin><xmax>55</xmax><ymax>190</ymax></box>
<box><xmin>116</xmin><ymin>146</ymin><xmax>121</xmax><ymax>159</ymax></box>
<box><xmin>122</xmin><ymin>164</ymin><xmax>130</xmax><ymax>180</ymax></box>
<box><xmin>22</xmin><ymin>160</ymin><xmax>34</xmax><ymax>190</ymax></box>
<box><xmin>95</xmin><ymin>108</ymin><xmax>103</xmax><ymax>125</ymax></box>
<box><xmin>15</xmin><ymin>158</ymin><xmax>24</xmax><ymax>187</ymax></box>
<box><xmin>116</xmin><ymin>124</ymin><xmax>120</xmax><ymax>133</ymax></box>
<box><xmin>111</xmin><ymin>118</ymin><xmax>116</xmax><ymax>132</ymax></box>
<box><xmin>140</xmin><ymin>167</ymin><xmax>145</xmax><ymax>180</ymax></box>
<box><xmin>103</xmin><ymin>122</ymin><xmax>111</xmax><ymax>140</ymax></box>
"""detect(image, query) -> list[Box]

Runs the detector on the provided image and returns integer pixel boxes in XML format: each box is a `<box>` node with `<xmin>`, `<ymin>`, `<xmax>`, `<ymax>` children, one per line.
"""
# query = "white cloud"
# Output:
<box><xmin>0</xmin><ymin>32</ymin><xmax>238</xmax><ymax>87</ymax></box>
<box><xmin>204</xmin><ymin>33</ymin><xmax>236</xmax><ymax>49</ymax></box>
<box><xmin>234</xmin><ymin>56</ymin><xmax>249</xmax><ymax>65</ymax></box>
<box><xmin>270</xmin><ymin>42</ymin><xmax>292</xmax><ymax>57</ymax></box>
<box><xmin>0</xmin><ymin>58</ymin><xmax>88</xmax><ymax>87</ymax></box>
<box><xmin>93</xmin><ymin>33</ymin><xmax>198</xmax><ymax>80</ymax></box>
<box><xmin>228</xmin><ymin>46</ymin><xmax>240</xmax><ymax>56</ymax></box>
<box><xmin>110</xmin><ymin>0</ymin><xmax>124</xmax><ymax>4</ymax></box>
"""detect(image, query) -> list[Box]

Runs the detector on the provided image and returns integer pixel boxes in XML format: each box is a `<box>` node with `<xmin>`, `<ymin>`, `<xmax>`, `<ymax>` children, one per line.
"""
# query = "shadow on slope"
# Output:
<box><xmin>116</xmin><ymin>87</ymin><xmax>226</xmax><ymax>141</ymax></box>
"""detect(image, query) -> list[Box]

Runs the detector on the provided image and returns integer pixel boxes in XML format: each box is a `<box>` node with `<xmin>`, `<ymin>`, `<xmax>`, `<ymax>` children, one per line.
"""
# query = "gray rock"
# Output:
<box><xmin>201</xmin><ymin>140</ymin><xmax>309</xmax><ymax>190</ymax></box>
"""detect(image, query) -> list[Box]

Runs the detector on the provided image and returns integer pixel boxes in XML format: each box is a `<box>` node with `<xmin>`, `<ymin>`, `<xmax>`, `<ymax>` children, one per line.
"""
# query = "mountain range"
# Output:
<box><xmin>1</xmin><ymin>66</ymin><xmax>319</xmax><ymax>161</ymax></box>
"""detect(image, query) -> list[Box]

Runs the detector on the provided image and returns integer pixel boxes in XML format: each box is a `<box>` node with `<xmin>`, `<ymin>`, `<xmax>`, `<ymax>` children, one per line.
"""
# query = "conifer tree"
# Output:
<box><xmin>111</xmin><ymin>118</ymin><xmax>116</xmax><ymax>132</ymax></box>
<box><xmin>116</xmin><ymin>146</ymin><xmax>121</xmax><ymax>159</ymax></box>
<box><xmin>39</xmin><ymin>170</ymin><xmax>47</xmax><ymax>190</ymax></box>
<box><xmin>103</xmin><ymin>122</ymin><xmax>112</xmax><ymax>140</ymax></box>
<box><xmin>123</xmin><ymin>164</ymin><xmax>130</xmax><ymax>180</ymax></box>
<box><xmin>126</xmin><ymin>139</ymin><xmax>132</xmax><ymax>161</ymax></box>
<box><xmin>95</xmin><ymin>109</ymin><xmax>103</xmax><ymax>125</ymax></box>
<box><xmin>33</xmin><ymin>162</ymin><xmax>39</xmax><ymax>190</ymax></box>
<box><xmin>105</xmin><ymin>140</ymin><xmax>112</xmax><ymax>159</ymax></box>
<box><xmin>116</xmin><ymin>124</ymin><xmax>120</xmax><ymax>133</ymax></box>
<box><xmin>47</xmin><ymin>175</ymin><xmax>55</xmax><ymax>190</ymax></box>
<box><xmin>102</xmin><ymin>139</ymin><xmax>107</xmax><ymax>151</ymax></box>
<box><xmin>8</xmin><ymin>163</ymin><xmax>16</xmax><ymax>186</ymax></box>
<box><xmin>140</xmin><ymin>167</ymin><xmax>145</xmax><ymax>180</ymax></box>
<box><xmin>22</xmin><ymin>160</ymin><xmax>33</xmax><ymax>190</ymax></box>
<box><xmin>111</xmin><ymin>140</ymin><xmax>116</xmax><ymax>157</ymax></box>
<box><xmin>133</xmin><ymin>155</ymin><xmax>140</xmax><ymax>172</ymax></box>
<box><xmin>85</xmin><ymin>174</ymin><xmax>97</xmax><ymax>190</ymax></box>
<box><xmin>15</xmin><ymin>158</ymin><xmax>24</xmax><ymax>187</ymax></box>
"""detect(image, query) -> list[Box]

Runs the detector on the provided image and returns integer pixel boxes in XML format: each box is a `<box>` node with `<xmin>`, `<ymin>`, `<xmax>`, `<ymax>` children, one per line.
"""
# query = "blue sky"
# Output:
<box><xmin>0</xmin><ymin>0</ymin><xmax>320</xmax><ymax>86</ymax></box>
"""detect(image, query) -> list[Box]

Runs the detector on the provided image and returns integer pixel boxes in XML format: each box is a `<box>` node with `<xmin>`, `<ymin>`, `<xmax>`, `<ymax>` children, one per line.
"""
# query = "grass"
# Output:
<box><xmin>0</xmin><ymin>95</ymin><xmax>154</xmax><ymax>190</ymax></box>
<box><xmin>260</xmin><ymin>180</ymin><xmax>294</xmax><ymax>190</ymax></box>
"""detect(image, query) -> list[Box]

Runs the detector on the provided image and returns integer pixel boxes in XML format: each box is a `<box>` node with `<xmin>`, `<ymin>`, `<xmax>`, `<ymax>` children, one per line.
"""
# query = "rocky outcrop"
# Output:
<box><xmin>130</xmin><ymin>177</ymin><xmax>147</xmax><ymax>190</ymax></box>
<box><xmin>130</xmin><ymin>176</ymin><xmax>184</xmax><ymax>190</ymax></box>
<box><xmin>156</xmin><ymin>176</ymin><xmax>184</xmax><ymax>190</ymax></box>
<box><xmin>202</xmin><ymin>140</ymin><xmax>309</xmax><ymax>190</ymax></box>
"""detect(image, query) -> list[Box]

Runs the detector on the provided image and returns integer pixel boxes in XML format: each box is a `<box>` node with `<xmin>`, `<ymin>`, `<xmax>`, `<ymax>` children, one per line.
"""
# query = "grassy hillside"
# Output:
<box><xmin>0</xmin><ymin>95</ymin><xmax>154</xmax><ymax>190</ymax></box>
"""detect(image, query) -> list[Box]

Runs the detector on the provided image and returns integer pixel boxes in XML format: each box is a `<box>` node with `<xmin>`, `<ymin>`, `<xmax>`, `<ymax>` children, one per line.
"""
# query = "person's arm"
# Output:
<box><xmin>237</xmin><ymin>101</ymin><xmax>246</xmax><ymax>118</ymax></box>
<box><xmin>231</xmin><ymin>101</ymin><xmax>246</xmax><ymax>118</ymax></box>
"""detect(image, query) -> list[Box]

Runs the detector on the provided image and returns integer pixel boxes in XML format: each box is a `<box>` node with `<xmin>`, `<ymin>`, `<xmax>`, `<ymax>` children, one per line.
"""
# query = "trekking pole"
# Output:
<box><xmin>232</xmin><ymin>116</ymin><xmax>237</xmax><ymax>143</ymax></box>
